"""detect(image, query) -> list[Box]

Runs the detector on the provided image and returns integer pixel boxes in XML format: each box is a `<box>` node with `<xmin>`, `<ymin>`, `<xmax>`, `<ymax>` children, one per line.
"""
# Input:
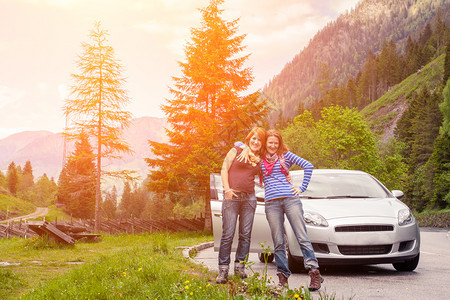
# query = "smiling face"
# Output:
<box><xmin>266</xmin><ymin>136</ymin><xmax>280</xmax><ymax>155</ymax></box>
<box><xmin>249</xmin><ymin>133</ymin><xmax>262</xmax><ymax>153</ymax></box>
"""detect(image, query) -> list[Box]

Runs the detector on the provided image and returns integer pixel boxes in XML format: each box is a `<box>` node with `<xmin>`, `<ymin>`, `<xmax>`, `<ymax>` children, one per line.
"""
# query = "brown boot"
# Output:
<box><xmin>308</xmin><ymin>269</ymin><xmax>324</xmax><ymax>291</ymax></box>
<box><xmin>277</xmin><ymin>272</ymin><xmax>288</xmax><ymax>288</ymax></box>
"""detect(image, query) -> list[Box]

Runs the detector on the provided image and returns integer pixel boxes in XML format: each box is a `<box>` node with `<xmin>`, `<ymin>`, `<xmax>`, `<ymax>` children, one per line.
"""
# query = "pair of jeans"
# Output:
<box><xmin>265</xmin><ymin>196</ymin><xmax>319</xmax><ymax>277</ymax></box>
<box><xmin>218</xmin><ymin>192</ymin><xmax>257</xmax><ymax>267</ymax></box>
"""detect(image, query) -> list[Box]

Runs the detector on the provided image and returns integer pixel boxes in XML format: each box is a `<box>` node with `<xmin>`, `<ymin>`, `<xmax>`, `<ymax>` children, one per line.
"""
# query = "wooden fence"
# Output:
<box><xmin>0</xmin><ymin>217</ymin><xmax>206</xmax><ymax>239</ymax></box>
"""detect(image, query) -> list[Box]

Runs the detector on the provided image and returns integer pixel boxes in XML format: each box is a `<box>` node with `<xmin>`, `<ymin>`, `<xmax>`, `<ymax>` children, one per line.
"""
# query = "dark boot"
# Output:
<box><xmin>216</xmin><ymin>266</ymin><xmax>229</xmax><ymax>284</ymax></box>
<box><xmin>308</xmin><ymin>269</ymin><xmax>324</xmax><ymax>291</ymax></box>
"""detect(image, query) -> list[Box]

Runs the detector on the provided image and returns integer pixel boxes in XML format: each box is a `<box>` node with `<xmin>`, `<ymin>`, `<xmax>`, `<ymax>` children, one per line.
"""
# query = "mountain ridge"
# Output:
<box><xmin>0</xmin><ymin>116</ymin><xmax>167</xmax><ymax>179</ymax></box>
<box><xmin>263</xmin><ymin>0</ymin><xmax>449</xmax><ymax>122</ymax></box>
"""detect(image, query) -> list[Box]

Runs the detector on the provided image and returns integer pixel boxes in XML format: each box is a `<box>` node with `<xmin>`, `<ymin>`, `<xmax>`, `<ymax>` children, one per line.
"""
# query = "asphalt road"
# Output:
<box><xmin>192</xmin><ymin>228</ymin><xmax>449</xmax><ymax>300</ymax></box>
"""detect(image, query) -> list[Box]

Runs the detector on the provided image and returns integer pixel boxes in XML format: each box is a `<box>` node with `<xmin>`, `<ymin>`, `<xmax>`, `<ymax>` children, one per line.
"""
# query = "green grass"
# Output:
<box><xmin>1</xmin><ymin>232</ymin><xmax>219</xmax><ymax>299</ymax></box>
<box><xmin>0</xmin><ymin>194</ymin><xmax>35</xmax><ymax>219</ymax></box>
<box><xmin>0</xmin><ymin>232</ymin><xmax>341</xmax><ymax>300</ymax></box>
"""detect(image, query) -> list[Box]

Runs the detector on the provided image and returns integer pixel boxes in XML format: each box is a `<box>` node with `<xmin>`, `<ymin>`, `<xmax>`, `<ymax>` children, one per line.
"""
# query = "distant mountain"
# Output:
<box><xmin>263</xmin><ymin>0</ymin><xmax>450</xmax><ymax>122</ymax></box>
<box><xmin>0</xmin><ymin>117</ymin><xmax>167</xmax><ymax>180</ymax></box>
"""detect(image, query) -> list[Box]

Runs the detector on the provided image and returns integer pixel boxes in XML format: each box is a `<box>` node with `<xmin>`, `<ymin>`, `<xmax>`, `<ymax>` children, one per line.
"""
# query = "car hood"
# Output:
<box><xmin>302</xmin><ymin>197</ymin><xmax>406</xmax><ymax>220</ymax></box>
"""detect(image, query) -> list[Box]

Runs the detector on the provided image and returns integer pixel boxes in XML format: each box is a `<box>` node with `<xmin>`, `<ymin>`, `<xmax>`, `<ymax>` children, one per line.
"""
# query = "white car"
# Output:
<box><xmin>210</xmin><ymin>169</ymin><xmax>420</xmax><ymax>272</ymax></box>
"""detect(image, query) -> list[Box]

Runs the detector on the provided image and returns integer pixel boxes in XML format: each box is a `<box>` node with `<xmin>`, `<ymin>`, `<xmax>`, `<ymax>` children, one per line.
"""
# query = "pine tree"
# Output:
<box><xmin>346</xmin><ymin>77</ymin><xmax>356</xmax><ymax>108</ymax></box>
<box><xmin>20</xmin><ymin>161</ymin><xmax>34</xmax><ymax>193</ymax></box>
<box><xmin>357</xmin><ymin>51</ymin><xmax>377</xmax><ymax>106</ymax></box>
<box><xmin>119</xmin><ymin>181</ymin><xmax>132</xmax><ymax>217</ymax></box>
<box><xmin>6</xmin><ymin>162</ymin><xmax>18</xmax><ymax>196</ymax></box>
<box><xmin>444</xmin><ymin>39</ymin><xmax>450</xmax><ymax>84</ymax></box>
<box><xmin>57</xmin><ymin>133</ymin><xmax>96</xmax><ymax>218</ymax></box>
<box><xmin>63</xmin><ymin>22</ymin><xmax>133</xmax><ymax>230</ymax></box>
<box><xmin>441</xmin><ymin>78</ymin><xmax>450</xmax><ymax>135</ymax></box>
<box><xmin>102</xmin><ymin>186</ymin><xmax>117</xmax><ymax>219</ymax></box>
<box><xmin>146</xmin><ymin>0</ymin><xmax>267</xmax><ymax>229</ymax></box>
<box><xmin>410</xmin><ymin>88</ymin><xmax>443</xmax><ymax>167</ymax></box>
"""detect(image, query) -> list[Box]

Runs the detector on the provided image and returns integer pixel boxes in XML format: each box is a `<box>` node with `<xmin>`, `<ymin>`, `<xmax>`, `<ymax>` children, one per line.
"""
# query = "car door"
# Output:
<box><xmin>210</xmin><ymin>173</ymin><xmax>273</xmax><ymax>253</ymax></box>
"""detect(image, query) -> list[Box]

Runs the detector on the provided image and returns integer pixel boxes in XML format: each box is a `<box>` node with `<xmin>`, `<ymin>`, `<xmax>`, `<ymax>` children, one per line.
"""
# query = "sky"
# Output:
<box><xmin>0</xmin><ymin>0</ymin><xmax>360</xmax><ymax>139</ymax></box>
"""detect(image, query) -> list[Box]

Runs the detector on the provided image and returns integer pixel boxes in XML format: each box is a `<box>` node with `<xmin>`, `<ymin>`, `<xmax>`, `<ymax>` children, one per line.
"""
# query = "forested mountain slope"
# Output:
<box><xmin>361</xmin><ymin>53</ymin><xmax>445</xmax><ymax>142</ymax></box>
<box><xmin>263</xmin><ymin>0</ymin><xmax>449</xmax><ymax>123</ymax></box>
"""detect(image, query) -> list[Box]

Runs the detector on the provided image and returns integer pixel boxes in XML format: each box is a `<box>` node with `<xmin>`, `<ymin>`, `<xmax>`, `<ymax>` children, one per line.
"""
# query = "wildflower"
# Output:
<box><xmin>185</xmin><ymin>280</ymin><xmax>190</xmax><ymax>284</ymax></box>
<box><xmin>206</xmin><ymin>283</ymin><xmax>210</xmax><ymax>287</ymax></box>
<box><xmin>190</xmin><ymin>292</ymin><xmax>194</xmax><ymax>296</ymax></box>
<box><xmin>138</xmin><ymin>267</ymin><xmax>143</xmax><ymax>271</ymax></box>
<box><xmin>294</xmin><ymin>294</ymin><xmax>300</xmax><ymax>299</ymax></box>
<box><xmin>185</xmin><ymin>285</ymin><xmax>189</xmax><ymax>290</ymax></box>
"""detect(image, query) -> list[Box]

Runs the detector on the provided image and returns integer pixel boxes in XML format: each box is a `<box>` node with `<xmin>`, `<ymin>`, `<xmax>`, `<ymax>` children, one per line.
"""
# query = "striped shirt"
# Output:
<box><xmin>262</xmin><ymin>151</ymin><xmax>314</xmax><ymax>201</ymax></box>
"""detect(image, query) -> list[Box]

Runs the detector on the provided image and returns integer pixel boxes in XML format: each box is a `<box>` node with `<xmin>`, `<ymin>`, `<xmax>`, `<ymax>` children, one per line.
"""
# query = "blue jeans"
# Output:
<box><xmin>265</xmin><ymin>196</ymin><xmax>319</xmax><ymax>277</ymax></box>
<box><xmin>218</xmin><ymin>192</ymin><xmax>257</xmax><ymax>267</ymax></box>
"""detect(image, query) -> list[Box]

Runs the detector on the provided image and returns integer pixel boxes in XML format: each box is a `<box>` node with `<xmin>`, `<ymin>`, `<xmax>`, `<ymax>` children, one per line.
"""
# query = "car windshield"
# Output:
<box><xmin>213</xmin><ymin>172</ymin><xmax>391</xmax><ymax>200</ymax></box>
<box><xmin>291</xmin><ymin>172</ymin><xmax>390</xmax><ymax>199</ymax></box>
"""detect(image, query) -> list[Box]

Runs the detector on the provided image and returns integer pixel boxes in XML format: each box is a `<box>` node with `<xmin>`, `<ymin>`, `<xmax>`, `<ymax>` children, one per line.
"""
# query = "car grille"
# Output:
<box><xmin>335</xmin><ymin>225</ymin><xmax>394</xmax><ymax>232</ymax></box>
<box><xmin>338</xmin><ymin>244</ymin><xmax>392</xmax><ymax>255</ymax></box>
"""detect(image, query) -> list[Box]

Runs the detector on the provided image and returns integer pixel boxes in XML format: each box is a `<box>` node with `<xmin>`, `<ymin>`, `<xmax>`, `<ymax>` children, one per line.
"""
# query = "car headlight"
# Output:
<box><xmin>398</xmin><ymin>208</ymin><xmax>414</xmax><ymax>226</ymax></box>
<box><xmin>304</xmin><ymin>211</ymin><xmax>328</xmax><ymax>227</ymax></box>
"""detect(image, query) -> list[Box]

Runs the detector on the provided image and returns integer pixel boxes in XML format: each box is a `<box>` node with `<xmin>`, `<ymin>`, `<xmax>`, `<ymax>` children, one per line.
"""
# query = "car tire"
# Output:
<box><xmin>392</xmin><ymin>253</ymin><xmax>420</xmax><ymax>271</ymax></box>
<box><xmin>258</xmin><ymin>252</ymin><xmax>274</xmax><ymax>263</ymax></box>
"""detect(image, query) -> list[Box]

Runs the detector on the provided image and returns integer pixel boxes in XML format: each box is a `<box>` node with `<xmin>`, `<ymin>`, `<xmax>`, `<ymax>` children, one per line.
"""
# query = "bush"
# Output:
<box><xmin>414</xmin><ymin>209</ymin><xmax>450</xmax><ymax>227</ymax></box>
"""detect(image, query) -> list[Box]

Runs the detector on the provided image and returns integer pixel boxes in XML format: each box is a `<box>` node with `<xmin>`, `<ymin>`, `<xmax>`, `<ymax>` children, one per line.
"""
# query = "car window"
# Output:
<box><xmin>291</xmin><ymin>173</ymin><xmax>390</xmax><ymax>198</ymax></box>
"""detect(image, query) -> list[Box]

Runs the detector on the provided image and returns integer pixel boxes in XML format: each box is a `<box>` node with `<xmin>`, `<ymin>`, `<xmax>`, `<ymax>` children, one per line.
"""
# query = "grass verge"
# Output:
<box><xmin>0</xmin><ymin>231</ymin><xmax>340</xmax><ymax>299</ymax></box>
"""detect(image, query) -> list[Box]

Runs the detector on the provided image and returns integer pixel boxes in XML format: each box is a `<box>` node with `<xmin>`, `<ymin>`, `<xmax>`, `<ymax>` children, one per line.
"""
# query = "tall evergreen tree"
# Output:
<box><xmin>6</xmin><ymin>162</ymin><xmax>18</xmax><ymax>196</ymax></box>
<box><xmin>102</xmin><ymin>186</ymin><xmax>118</xmax><ymax>219</ymax></box>
<box><xmin>146</xmin><ymin>0</ymin><xmax>267</xmax><ymax>228</ymax></box>
<box><xmin>357</xmin><ymin>51</ymin><xmax>377</xmax><ymax>106</ymax></box>
<box><xmin>409</xmin><ymin>88</ymin><xmax>443</xmax><ymax>167</ymax></box>
<box><xmin>20</xmin><ymin>160</ymin><xmax>34</xmax><ymax>193</ymax></box>
<box><xmin>57</xmin><ymin>133</ymin><xmax>96</xmax><ymax>218</ymax></box>
<box><xmin>119</xmin><ymin>181</ymin><xmax>133</xmax><ymax>217</ymax></box>
<box><xmin>444</xmin><ymin>39</ymin><xmax>450</xmax><ymax>84</ymax></box>
<box><xmin>441</xmin><ymin>78</ymin><xmax>450</xmax><ymax>135</ymax></box>
<box><xmin>63</xmin><ymin>22</ymin><xmax>133</xmax><ymax>230</ymax></box>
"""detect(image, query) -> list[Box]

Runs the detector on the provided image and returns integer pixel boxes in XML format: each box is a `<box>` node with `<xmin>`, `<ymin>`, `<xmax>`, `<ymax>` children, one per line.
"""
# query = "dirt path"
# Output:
<box><xmin>0</xmin><ymin>207</ymin><xmax>49</xmax><ymax>224</ymax></box>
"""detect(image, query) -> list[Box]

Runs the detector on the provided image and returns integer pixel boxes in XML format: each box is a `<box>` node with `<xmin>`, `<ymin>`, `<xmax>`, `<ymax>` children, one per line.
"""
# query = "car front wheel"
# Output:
<box><xmin>392</xmin><ymin>253</ymin><xmax>420</xmax><ymax>271</ymax></box>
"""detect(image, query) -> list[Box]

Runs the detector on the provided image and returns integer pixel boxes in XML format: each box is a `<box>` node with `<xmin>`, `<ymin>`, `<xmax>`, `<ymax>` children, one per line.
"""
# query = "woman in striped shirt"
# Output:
<box><xmin>261</xmin><ymin>129</ymin><xmax>323</xmax><ymax>291</ymax></box>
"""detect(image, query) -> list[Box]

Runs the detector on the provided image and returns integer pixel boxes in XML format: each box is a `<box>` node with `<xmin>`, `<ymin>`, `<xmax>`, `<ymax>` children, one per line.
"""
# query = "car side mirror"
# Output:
<box><xmin>392</xmin><ymin>190</ymin><xmax>404</xmax><ymax>199</ymax></box>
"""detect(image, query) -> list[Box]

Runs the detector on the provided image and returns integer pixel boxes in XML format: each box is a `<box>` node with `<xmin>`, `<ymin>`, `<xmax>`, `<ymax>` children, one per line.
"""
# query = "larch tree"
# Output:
<box><xmin>63</xmin><ymin>22</ymin><xmax>133</xmax><ymax>230</ymax></box>
<box><xmin>146</xmin><ymin>0</ymin><xmax>267</xmax><ymax>228</ymax></box>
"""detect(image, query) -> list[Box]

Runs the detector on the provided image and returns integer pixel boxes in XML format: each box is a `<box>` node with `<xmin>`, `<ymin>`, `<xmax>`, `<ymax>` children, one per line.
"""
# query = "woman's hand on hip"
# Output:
<box><xmin>290</xmin><ymin>186</ymin><xmax>303</xmax><ymax>196</ymax></box>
